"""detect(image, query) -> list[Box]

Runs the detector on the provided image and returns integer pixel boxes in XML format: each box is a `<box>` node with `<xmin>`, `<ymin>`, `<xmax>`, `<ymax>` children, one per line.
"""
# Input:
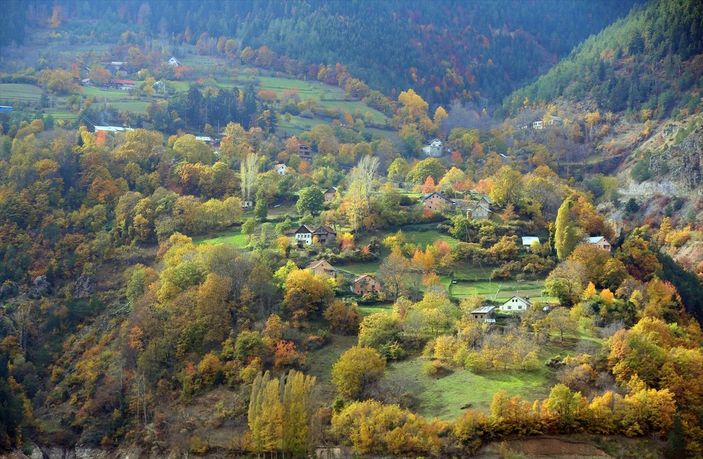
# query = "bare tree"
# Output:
<box><xmin>344</xmin><ymin>155</ymin><xmax>379</xmax><ymax>230</ymax></box>
<box><xmin>240</xmin><ymin>152</ymin><xmax>259</xmax><ymax>203</ymax></box>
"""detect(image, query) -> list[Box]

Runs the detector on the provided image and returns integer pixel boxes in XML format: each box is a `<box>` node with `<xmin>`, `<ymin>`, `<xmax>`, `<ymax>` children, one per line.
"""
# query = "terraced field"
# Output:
<box><xmin>0</xmin><ymin>83</ymin><xmax>43</xmax><ymax>103</ymax></box>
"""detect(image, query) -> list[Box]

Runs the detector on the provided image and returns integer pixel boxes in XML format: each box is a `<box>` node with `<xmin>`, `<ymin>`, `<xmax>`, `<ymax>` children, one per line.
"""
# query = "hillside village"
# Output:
<box><xmin>1</xmin><ymin>1</ymin><xmax>703</xmax><ymax>458</ymax></box>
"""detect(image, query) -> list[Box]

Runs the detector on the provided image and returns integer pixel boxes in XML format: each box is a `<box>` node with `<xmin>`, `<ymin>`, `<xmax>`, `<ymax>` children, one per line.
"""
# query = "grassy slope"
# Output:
<box><xmin>194</xmin><ymin>229</ymin><xmax>249</xmax><ymax>248</ymax></box>
<box><xmin>306</xmin><ymin>334</ymin><xmax>358</xmax><ymax>404</ymax></box>
<box><xmin>383</xmin><ymin>358</ymin><xmax>553</xmax><ymax>420</ymax></box>
<box><xmin>0</xmin><ymin>83</ymin><xmax>43</xmax><ymax>103</ymax></box>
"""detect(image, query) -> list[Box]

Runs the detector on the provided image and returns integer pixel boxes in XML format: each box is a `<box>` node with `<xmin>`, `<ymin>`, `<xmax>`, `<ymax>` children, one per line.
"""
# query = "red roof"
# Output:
<box><xmin>111</xmin><ymin>79</ymin><xmax>135</xmax><ymax>85</ymax></box>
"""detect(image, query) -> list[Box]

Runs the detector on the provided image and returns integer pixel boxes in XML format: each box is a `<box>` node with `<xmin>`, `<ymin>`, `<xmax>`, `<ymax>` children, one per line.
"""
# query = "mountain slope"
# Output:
<box><xmin>7</xmin><ymin>0</ymin><xmax>638</xmax><ymax>105</ymax></box>
<box><xmin>504</xmin><ymin>0</ymin><xmax>703</xmax><ymax>117</ymax></box>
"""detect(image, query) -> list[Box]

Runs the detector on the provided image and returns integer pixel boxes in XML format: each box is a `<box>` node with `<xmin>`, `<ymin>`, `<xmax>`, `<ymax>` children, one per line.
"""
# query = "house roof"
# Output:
<box><xmin>521</xmin><ymin>236</ymin><xmax>540</xmax><ymax>246</ymax></box>
<box><xmin>469</xmin><ymin>201</ymin><xmax>491</xmax><ymax>213</ymax></box>
<box><xmin>295</xmin><ymin>225</ymin><xmax>314</xmax><ymax>234</ymax></box>
<box><xmin>471</xmin><ymin>306</ymin><xmax>495</xmax><ymax>314</ymax></box>
<box><xmin>324</xmin><ymin>186</ymin><xmax>338</xmax><ymax>194</ymax></box>
<box><xmin>307</xmin><ymin>259</ymin><xmax>335</xmax><ymax>271</ymax></box>
<box><xmin>422</xmin><ymin>192</ymin><xmax>454</xmax><ymax>203</ymax></box>
<box><xmin>313</xmin><ymin>225</ymin><xmax>336</xmax><ymax>235</ymax></box>
<box><xmin>353</xmin><ymin>274</ymin><xmax>378</xmax><ymax>284</ymax></box>
<box><xmin>503</xmin><ymin>296</ymin><xmax>531</xmax><ymax>306</ymax></box>
<box><xmin>586</xmin><ymin>236</ymin><xmax>607</xmax><ymax>244</ymax></box>
<box><xmin>111</xmin><ymin>79</ymin><xmax>135</xmax><ymax>85</ymax></box>
<box><xmin>94</xmin><ymin>125</ymin><xmax>134</xmax><ymax>133</ymax></box>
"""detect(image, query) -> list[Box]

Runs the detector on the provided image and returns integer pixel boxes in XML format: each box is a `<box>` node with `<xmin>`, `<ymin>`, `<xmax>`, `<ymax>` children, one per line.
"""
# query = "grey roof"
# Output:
<box><xmin>313</xmin><ymin>225</ymin><xmax>336</xmax><ymax>235</ymax></box>
<box><xmin>423</xmin><ymin>192</ymin><xmax>454</xmax><ymax>203</ymax></box>
<box><xmin>295</xmin><ymin>225</ymin><xmax>314</xmax><ymax>234</ymax></box>
<box><xmin>471</xmin><ymin>305</ymin><xmax>496</xmax><ymax>314</ymax></box>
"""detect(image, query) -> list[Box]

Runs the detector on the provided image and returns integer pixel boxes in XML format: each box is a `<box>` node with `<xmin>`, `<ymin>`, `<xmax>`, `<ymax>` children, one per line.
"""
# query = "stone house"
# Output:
<box><xmin>422</xmin><ymin>192</ymin><xmax>454</xmax><ymax>213</ymax></box>
<box><xmin>306</xmin><ymin>259</ymin><xmax>337</xmax><ymax>278</ymax></box>
<box><xmin>351</xmin><ymin>274</ymin><xmax>382</xmax><ymax>297</ymax></box>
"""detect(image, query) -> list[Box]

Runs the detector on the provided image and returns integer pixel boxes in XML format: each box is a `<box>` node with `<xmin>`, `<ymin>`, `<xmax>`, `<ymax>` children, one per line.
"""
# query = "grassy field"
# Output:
<box><xmin>0</xmin><ymin>83</ymin><xmax>43</xmax><ymax>103</ymax></box>
<box><xmin>108</xmin><ymin>100</ymin><xmax>150</xmax><ymax>114</ymax></box>
<box><xmin>82</xmin><ymin>86</ymin><xmax>130</xmax><ymax>99</ymax></box>
<box><xmin>452</xmin><ymin>265</ymin><xmax>494</xmax><ymax>281</ymax></box>
<box><xmin>450</xmin><ymin>278</ymin><xmax>548</xmax><ymax>301</ymax></box>
<box><xmin>404</xmin><ymin>229</ymin><xmax>460</xmax><ymax>248</ymax></box>
<box><xmin>383</xmin><ymin>357</ymin><xmax>553</xmax><ymax>419</ymax></box>
<box><xmin>338</xmin><ymin>260</ymin><xmax>380</xmax><ymax>275</ymax></box>
<box><xmin>358</xmin><ymin>302</ymin><xmax>393</xmax><ymax>316</ymax></box>
<box><xmin>45</xmin><ymin>110</ymin><xmax>78</xmax><ymax>120</ymax></box>
<box><xmin>194</xmin><ymin>229</ymin><xmax>249</xmax><ymax>248</ymax></box>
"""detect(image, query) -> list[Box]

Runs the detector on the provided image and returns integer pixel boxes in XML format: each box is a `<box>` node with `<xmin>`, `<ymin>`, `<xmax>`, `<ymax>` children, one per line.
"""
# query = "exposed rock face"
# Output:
<box><xmin>73</xmin><ymin>275</ymin><xmax>96</xmax><ymax>298</ymax></box>
<box><xmin>29</xmin><ymin>275</ymin><xmax>50</xmax><ymax>298</ymax></box>
<box><xmin>649</xmin><ymin>125</ymin><xmax>703</xmax><ymax>191</ymax></box>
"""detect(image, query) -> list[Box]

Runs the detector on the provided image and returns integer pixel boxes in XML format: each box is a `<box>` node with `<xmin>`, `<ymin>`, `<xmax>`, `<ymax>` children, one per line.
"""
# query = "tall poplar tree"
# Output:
<box><xmin>554</xmin><ymin>195</ymin><xmax>583</xmax><ymax>260</ymax></box>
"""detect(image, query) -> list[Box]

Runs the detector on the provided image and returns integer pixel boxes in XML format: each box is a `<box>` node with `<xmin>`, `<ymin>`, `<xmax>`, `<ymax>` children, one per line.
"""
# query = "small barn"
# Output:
<box><xmin>470</xmin><ymin>306</ymin><xmax>496</xmax><ymax>323</ymax></box>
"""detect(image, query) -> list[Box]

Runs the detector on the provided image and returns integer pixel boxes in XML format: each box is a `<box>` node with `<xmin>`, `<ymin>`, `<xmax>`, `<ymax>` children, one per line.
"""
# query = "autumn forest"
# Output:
<box><xmin>1</xmin><ymin>0</ymin><xmax>703</xmax><ymax>457</ymax></box>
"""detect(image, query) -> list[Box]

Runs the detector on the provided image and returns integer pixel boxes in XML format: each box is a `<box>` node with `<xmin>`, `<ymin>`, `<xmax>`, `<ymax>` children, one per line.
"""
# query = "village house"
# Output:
<box><xmin>152</xmin><ymin>80</ymin><xmax>165</xmax><ymax>94</ymax></box>
<box><xmin>467</xmin><ymin>200</ymin><xmax>491</xmax><ymax>219</ymax></box>
<box><xmin>241</xmin><ymin>200</ymin><xmax>253</xmax><ymax>209</ymax></box>
<box><xmin>273</xmin><ymin>163</ymin><xmax>287</xmax><ymax>176</ymax></box>
<box><xmin>109</xmin><ymin>79</ymin><xmax>135</xmax><ymax>90</ymax></box>
<box><xmin>499</xmin><ymin>296</ymin><xmax>531</xmax><ymax>313</ymax></box>
<box><xmin>585</xmin><ymin>236</ymin><xmax>611</xmax><ymax>252</ymax></box>
<box><xmin>107</xmin><ymin>61</ymin><xmax>126</xmax><ymax>72</ymax></box>
<box><xmin>294</xmin><ymin>225</ymin><xmax>314</xmax><ymax>246</ymax></box>
<box><xmin>547</xmin><ymin>115</ymin><xmax>563</xmax><ymax>126</ymax></box>
<box><xmin>470</xmin><ymin>305</ymin><xmax>496</xmax><ymax>323</ymax></box>
<box><xmin>94</xmin><ymin>125</ymin><xmax>134</xmax><ymax>133</ymax></box>
<box><xmin>168</xmin><ymin>56</ymin><xmax>182</xmax><ymax>67</ymax></box>
<box><xmin>422</xmin><ymin>192</ymin><xmax>455</xmax><ymax>213</ymax></box>
<box><xmin>313</xmin><ymin>225</ymin><xmax>337</xmax><ymax>246</ymax></box>
<box><xmin>195</xmin><ymin>135</ymin><xmax>214</xmax><ymax>144</ymax></box>
<box><xmin>521</xmin><ymin>236</ymin><xmax>540</xmax><ymax>249</ymax></box>
<box><xmin>422</xmin><ymin>138</ymin><xmax>444</xmax><ymax>157</ymax></box>
<box><xmin>323</xmin><ymin>186</ymin><xmax>338</xmax><ymax>202</ymax></box>
<box><xmin>298</xmin><ymin>143</ymin><xmax>313</xmax><ymax>162</ymax></box>
<box><xmin>351</xmin><ymin>274</ymin><xmax>382</xmax><ymax>297</ymax></box>
<box><xmin>532</xmin><ymin>120</ymin><xmax>544</xmax><ymax>130</ymax></box>
<box><xmin>306</xmin><ymin>259</ymin><xmax>337</xmax><ymax>278</ymax></box>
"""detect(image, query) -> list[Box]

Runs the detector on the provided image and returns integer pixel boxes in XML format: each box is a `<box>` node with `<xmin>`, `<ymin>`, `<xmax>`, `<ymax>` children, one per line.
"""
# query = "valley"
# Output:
<box><xmin>1</xmin><ymin>1</ymin><xmax>702</xmax><ymax>458</ymax></box>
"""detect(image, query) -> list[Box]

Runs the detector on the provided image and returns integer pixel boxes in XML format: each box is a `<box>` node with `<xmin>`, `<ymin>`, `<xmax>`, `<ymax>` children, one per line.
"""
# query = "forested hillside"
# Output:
<box><xmin>3</xmin><ymin>0</ymin><xmax>639</xmax><ymax>105</ymax></box>
<box><xmin>505</xmin><ymin>0</ymin><xmax>703</xmax><ymax>117</ymax></box>
<box><xmin>3</xmin><ymin>1</ymin><xmax>703</xmax><ymax>457</ymax></box>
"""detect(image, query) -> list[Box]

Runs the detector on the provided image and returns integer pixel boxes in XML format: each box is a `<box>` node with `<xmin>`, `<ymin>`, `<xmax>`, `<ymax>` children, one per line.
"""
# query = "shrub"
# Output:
<box><xmin>331</xmin><ymin>346</ymin><xmax>386</xmax><ymax>399</ymax></box>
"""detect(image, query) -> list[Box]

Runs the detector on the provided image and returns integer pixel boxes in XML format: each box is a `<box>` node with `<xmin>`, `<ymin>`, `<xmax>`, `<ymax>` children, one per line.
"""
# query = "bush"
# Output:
<box><xmin>324</xmin><ymin>300</ymin><xmax>362</xmax><ymax>334</ymax></box>
<box><xmin>631</xmin><ymin>159</ymin><xmax>651</xmax><ymax>182</ymax></box>
<box><xmin>331</xmin><ymin>346</ymin><xmax>386</xmax><ymax>399</ymax></box>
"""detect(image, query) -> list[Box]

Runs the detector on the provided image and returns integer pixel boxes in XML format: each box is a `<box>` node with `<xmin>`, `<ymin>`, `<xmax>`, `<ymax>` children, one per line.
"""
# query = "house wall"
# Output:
<box><xmin>424</xmin><ymin>195</ymin><xmax>448</xmax><ymax>213</ymax></box>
